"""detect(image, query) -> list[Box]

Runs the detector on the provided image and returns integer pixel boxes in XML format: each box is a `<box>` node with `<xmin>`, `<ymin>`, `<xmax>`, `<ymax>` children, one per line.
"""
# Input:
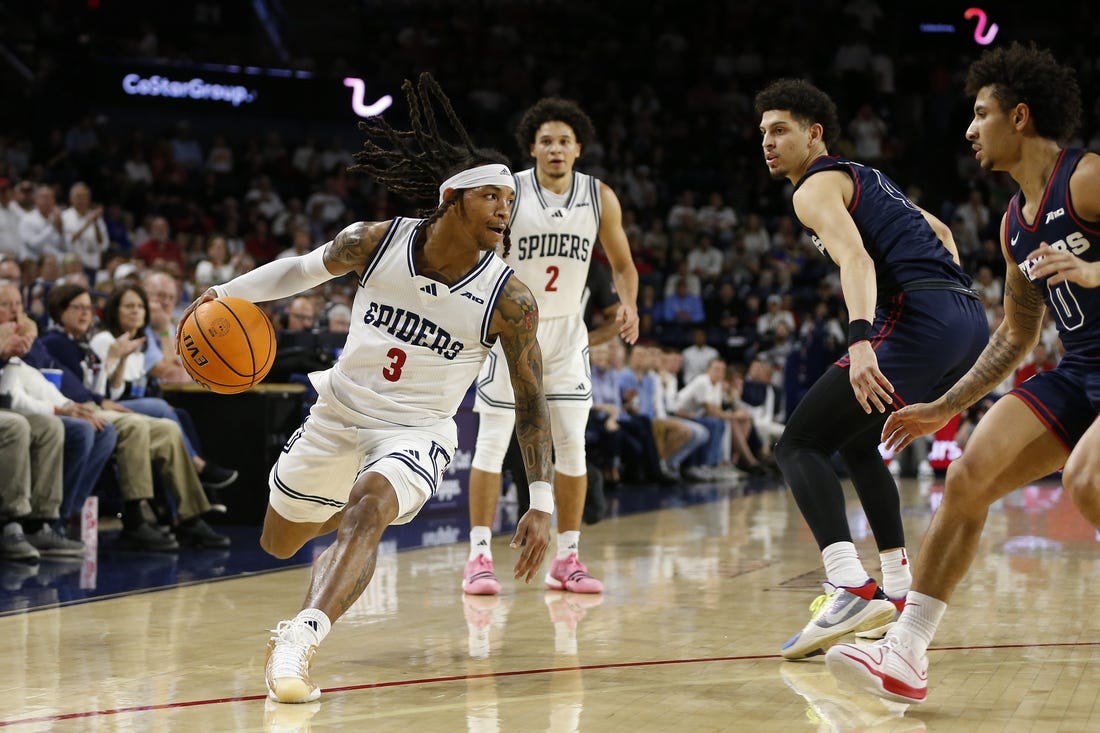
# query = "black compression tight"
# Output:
<box><xmin>774</xmin><ymin>365</ymin><xmax>905</xmax><ymax>552</ymax></box>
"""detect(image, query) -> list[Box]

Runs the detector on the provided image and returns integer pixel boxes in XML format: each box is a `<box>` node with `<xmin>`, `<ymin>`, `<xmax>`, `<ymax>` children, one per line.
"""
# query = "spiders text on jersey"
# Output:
<box><xmin>515</xmin><ymin>233</ymin><xmax>592</xmax><ymax>261</ymax></box>
<box><xmin>362</xmin><ymin>300</ymin><xmax>464</xmax><ymax>359</ymax></box>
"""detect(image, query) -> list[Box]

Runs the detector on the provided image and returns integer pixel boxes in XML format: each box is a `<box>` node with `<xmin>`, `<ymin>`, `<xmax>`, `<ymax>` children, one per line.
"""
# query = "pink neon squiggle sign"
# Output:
<box><xmin>343</xmin><ymin>78</ymin><xmax>393</xmax><ymax>117</ymax></box>
<box><xmin>964</xmin><ymin>7</ymin><xmax>999</xmax><ymax>45</ymax></box>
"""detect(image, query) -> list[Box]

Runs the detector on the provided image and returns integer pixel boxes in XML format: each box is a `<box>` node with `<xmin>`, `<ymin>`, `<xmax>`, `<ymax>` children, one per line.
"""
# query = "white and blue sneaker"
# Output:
<box><xmin>781</xmin><ymin>581</ymin><xmax>897</xmax><ymax>660</ymax></box>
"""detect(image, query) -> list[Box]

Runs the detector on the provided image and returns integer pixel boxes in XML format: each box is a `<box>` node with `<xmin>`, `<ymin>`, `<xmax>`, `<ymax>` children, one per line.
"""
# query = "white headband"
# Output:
<box><xmin>438</xmin><ymin>164</ymin><xmax>515</xmax><ymax>204</ymax></box>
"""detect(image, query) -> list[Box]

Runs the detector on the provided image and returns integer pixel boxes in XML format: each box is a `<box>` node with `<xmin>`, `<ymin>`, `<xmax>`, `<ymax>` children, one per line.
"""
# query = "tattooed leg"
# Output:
<box><xmin>301</xmin><ymin>473</ymin><xmax>400</xmax><ymax>622</ymax></box>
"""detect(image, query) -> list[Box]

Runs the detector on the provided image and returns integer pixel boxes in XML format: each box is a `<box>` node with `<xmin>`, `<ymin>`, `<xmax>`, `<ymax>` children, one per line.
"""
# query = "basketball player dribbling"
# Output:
<box><xmin>462</xmin><ymin>97</ymin><xmax>639</xmax><ymax>597</ymax></box>
<box><xmin>181</xmin><ymin>74</ymin><xmax>555</xmax><ymax>705</ymax></box>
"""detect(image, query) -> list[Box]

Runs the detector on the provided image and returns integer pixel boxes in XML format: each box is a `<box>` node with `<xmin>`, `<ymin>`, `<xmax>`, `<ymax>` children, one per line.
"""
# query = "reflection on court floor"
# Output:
<box><xmin>4</xmin><ymin>475</ymin><xmax>1100</xmax><ymax>732</ymax></box>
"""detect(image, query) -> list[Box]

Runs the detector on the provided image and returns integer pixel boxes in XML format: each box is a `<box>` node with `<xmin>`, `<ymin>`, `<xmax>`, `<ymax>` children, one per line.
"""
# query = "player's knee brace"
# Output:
<box><xmin>471</xmin><ymin>411</ymin><xmax>516</xmax><ymax>473</ymax></box>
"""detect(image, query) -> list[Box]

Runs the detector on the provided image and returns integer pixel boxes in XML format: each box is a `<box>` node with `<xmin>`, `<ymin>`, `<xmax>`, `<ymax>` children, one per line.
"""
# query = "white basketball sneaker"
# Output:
<box><xmin>825</xmin><ymin>634</ymin><xmax>929</xmax><ymax>704</ymax></box>
<box><xmin>265</xmin><ymin>620</ymin><xmax>321</xmax><ymax>703</ymax></box>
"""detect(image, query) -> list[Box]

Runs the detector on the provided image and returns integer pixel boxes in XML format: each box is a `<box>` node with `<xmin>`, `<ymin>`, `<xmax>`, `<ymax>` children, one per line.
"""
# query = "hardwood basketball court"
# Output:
<box><xmin>3</xmin><ymin>475</ymin><xmax>1098</xmax><ymax>732</ymax></box>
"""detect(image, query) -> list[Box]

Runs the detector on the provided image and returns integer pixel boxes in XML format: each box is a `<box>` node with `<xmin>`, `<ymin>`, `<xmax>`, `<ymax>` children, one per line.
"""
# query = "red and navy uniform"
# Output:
<box><xmin>793</xmin><ymin>155</ymin><xmax>988</xmax><ymax>407</ymax></box>
<box><xmin>1004</xmin><ymin>147</ymin><xmax>1100</xmax><ymax>449</ymax></box>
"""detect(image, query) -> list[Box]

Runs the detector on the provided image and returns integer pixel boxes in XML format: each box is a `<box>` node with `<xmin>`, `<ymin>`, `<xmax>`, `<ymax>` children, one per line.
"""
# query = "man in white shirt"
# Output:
<box><xmin>61</xmin><ymin>182</ymin><xmax>108</xmax><ymax>283</ymax></box>
<box><xmin>674</xmin><ymin>357</ymin><xmax>740</xmax><ymax>480</ymax></box>
<box><xmin>0</xmin><ymin>179</ymin><xmax>23</xmax><ymax>258</ymax></box>
<box><xmin>18</xmin><ymin>186</ymin><xmax>64</xmax><ymax>261</ymax></box>
<box><xmin>680</xmin><ymin>327</ymin><xmax>720</xmax><ymax>384</ymax></box>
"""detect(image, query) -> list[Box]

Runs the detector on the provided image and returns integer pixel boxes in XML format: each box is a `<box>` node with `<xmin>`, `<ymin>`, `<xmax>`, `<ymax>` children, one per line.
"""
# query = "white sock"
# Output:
<box><xmin>880</xmin><ymin>547</ymin><xmax>911</xmax><ymax>600</ymax></box>
<box><xmin>894</xmin><ymin>591</ymin><xmax>947</xmax><ymax>657</ymax></box>
<box><xmin>822</xmin><ymin>541</ymin><xmax>869</xmax><ymax>589</ymax></box>
<box><xmin>294</xmin><ymin>608</ymin><xmax>332</xmax><ymax>646</ymax></box>
<box><xmin>556</xmin><ymin>530</ymin><xmax>580</xmax><ymax>560</ymax></box>
<box><xmin>470</xmin><ymin>526</ymin><xmax>492</xmax><ymax>561</ymax></box>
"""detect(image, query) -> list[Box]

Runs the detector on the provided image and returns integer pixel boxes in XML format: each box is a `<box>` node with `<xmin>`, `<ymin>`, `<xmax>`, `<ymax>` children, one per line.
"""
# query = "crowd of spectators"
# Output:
<box><xmin>0</xmin><ymin>1</ymin><xmax>1094</xmax><ymax>551</ymax></box>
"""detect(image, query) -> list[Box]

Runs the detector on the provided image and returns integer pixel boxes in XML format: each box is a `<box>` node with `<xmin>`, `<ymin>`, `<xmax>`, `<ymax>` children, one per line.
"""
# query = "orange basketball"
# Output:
<box><xmin>177</xmin><ymin>297</ymin><xmax>276</xmax><ymax>394</ymax></box>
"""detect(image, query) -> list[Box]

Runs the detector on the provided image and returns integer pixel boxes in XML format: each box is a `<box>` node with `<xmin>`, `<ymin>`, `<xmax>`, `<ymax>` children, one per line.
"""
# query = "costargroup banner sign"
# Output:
<box><xmin>94</xmin><ymin>63</ymin><xmax>395</xmax><ymax>122</ymax></box>
<box><xmin>121</xmin><ymin>73</ymin><xmax>258</xmax><ymax>107</ymax></box>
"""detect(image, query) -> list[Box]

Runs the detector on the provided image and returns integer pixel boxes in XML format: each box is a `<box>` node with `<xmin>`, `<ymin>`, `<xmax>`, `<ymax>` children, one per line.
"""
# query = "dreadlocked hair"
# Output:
<box><xmin>348</xmin><ymin>72</ymin><xmax>513</xmax><ymax>256</ymax></box>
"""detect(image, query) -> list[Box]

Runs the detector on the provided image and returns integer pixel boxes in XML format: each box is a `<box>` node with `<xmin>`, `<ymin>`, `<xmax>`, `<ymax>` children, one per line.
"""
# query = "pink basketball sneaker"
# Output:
<box><xmin>462</xmin><ymin>554</ymin><xmax>502</xmax><ymax>595</ymax></box>
<box><xmin>544</xmin><ymin>553</ymin><xmax>603</xmax><ymax>593</ymax></box>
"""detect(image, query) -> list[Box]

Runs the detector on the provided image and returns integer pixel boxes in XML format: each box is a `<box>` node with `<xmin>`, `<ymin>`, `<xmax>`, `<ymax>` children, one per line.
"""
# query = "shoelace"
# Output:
<box><xmin>560</xmin><ymin>556</ymin><xmax>592</xmax><ymax>583</ymax></box>
<box><xmin>808</xmin><ymin>591</ymin><xmax>834</xmax><ymax>614</ymax></box>
<box><xmin>879</xmin><ymin>633</ymin><xmax>909</xmax><ymax>655</ymax></box>
<box><xmin>269</xmin><ymin>621</ymin><xmax>314</xmax><ymax>678</ymax></box>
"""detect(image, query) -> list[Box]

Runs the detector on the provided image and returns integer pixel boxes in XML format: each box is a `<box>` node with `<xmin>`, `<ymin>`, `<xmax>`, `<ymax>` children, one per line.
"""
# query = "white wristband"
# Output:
<box><xmin>528</xmin><ymin>481</ymin><xmax>554</xmax><ymax>514</ymax></box>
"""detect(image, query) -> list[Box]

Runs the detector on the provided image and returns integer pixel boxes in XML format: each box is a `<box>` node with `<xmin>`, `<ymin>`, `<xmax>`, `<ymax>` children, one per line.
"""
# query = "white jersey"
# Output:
<box><xmin>506</xmin><ymin>168</ymin><xmax>602</xmax><ymax>319</ymax></box>
<box><xmin>320</xmin><ymin>216</ymin><xmax>513</xmax><ymax>428</ymax></box>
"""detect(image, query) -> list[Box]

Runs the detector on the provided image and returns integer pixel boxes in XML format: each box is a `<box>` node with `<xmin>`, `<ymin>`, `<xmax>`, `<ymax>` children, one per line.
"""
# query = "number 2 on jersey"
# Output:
<box><xmin>383</xmin><ymin>347</ymin><xmax>406</xmax><ymax>381</ymax></box>
<box><xmin>545</xmin><ymin>265</ymin><xmax>559</xmax><ymax>291</ymax></box>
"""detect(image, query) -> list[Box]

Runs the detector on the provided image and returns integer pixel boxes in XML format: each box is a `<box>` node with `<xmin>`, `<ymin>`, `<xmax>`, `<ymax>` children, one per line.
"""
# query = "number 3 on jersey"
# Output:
<box><xmin>383</xmin><ymin>347</ymin><xmax>406</xmax><ymax>381</ymax></box>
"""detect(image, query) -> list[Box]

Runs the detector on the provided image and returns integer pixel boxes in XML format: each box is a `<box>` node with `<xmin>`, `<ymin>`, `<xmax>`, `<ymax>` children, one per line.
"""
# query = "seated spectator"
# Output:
<box><xmin>88</xmin><ymin>283</ymin><xmax>238</xmax><ymax>498</ymax></box>
<box><xmin>722</xmin><ymin>366</ymin><xmax>769</xmax><ymax>475</ymax></box>
<box><xmin>673</xmin><ymin>357</ymin><xmax>742</xmax><ymax>482</ymax></box>
<box><xmin>0</xmin><ymin>179</ymin><xmax>20</xmax><ymax>258</ymax></box>
<box><xmin>587</xmin><ymin>343</ymin><xmax>669</xmax><ymax>485</ymax></box>
<box><xmin>22</xmin><ymin>284</ymin><xmax>229</xmax><ymax>550</ymax></box>
<box><xmin>685</xmin><ymin>233</ymin><xmax>724</xmax><ymax>283</ymax></box>
<box><xmin>244</xmin><ymin>217</ymin><xmax>279</xmax><ymax>265</ymax></box>
<box><xmin>61</xmin><ymin>181</ymin><xmax>108</xmax><ymax>284</ymax></box>
<box><xmin>741</xmin><ymin>356</ymin><xmax>786</xmax><ymax>455</ymax></box>
<box><xmin>666</xmin><ymin>189</ymin><xmax>698</xmax><ymax>233</ymax></box>
<box><xmin>0</xmin><ymin>282</ymin><xmax>117</xmax><ymax>536</ymax></box>
<box><xmin>269</xmin><ymin>295</ymin><xmax>333</xmax><ymax>383</ymax></box>
<box><xmin>619</xmin><ymin>344</ymin><xmax>707</xmax><ymax>480</ymax></box>
<box><xmin>19</xmin><ymin>185</ymin><xmax>64</xmax><ymax>262</ymax></box>
<box><xmin>705</xmin><ymin>281</ymin><xmax>753</xmax><ymax>362</ymax></box>
<box><xmin>135</xmin><ymin>217</ymin><xmax>185</xmax><ymax>276</ymax></box>
<box><xmin>741</xmin><ymin>213</ymin><xmax>772</xmax><ymax>258</ymax></box>
<box><xmin>757</xmin><ymin>293</ymin><xmax>796</xmax><ymax>342</ymax></box>
<box><xmin>272</xmin><ymin>198</ymin><xmax>310</xmax><ymax>240</ymax></box>
<box><xmin>276</xmin><ymin>227</ymin><xmax>313</xmax><ymax>261</ymax></box>
<box><xmin>657</xmin><ymin>277</ymin><xmax>706</xmax><ymax>342</ymax></box>
<box><xmin>142</xmin><ymin>271</ymin><xmax>192</xmax><ymax>384</ymax></box>
<box><xmin>695</xmin><ymin>192</ymin><xmax>739</xmax><ymax>244</ymax></box>
<box><xmin>0</xmin><ymin>406</ymin><xmax>78</xmax><ymax>560</ymax></box>
<box><xmin>0</xmin><ymin>315</ymin><xmax>85</xmax><ymax>558</ymax></box>
<box><xmin>680</xmin><ymin>327</ymin><xmax>720</xmax><ymax>384</ymax></box>
<box><xmin>662</xmin><ymin>260</ymin><xmax>701</xmax><ymax>298</ymax></box>
<box><xmin>318</xmin><ymin>303</ymin><xmax>351</xmax><ymax>361</ymax></box>
<box><xmin>244</xmin><ymin>175</ymin><xmax>285</xmax><ymax>222</ymax></box>
<box><xmin>193</xmin><ymin>234</ymin><xmax>242</xmax><ymax>292</ymax></box>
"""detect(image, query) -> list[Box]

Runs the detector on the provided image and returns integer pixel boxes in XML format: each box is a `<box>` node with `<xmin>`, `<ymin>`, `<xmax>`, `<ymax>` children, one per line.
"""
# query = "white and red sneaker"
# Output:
<box><xmin>462</xmin><ymin>554</ymin><xmax>502</xmax><ymax>595</ymax></box>
<box><xmin>825</xmin><ymin>634</ymin><xmax>929</xmax><ymax>704</ymax></box>
<box><xmin>544</xmin><ymin>553</ymin><xmax>603</xmax><ymax>593</ymax></box>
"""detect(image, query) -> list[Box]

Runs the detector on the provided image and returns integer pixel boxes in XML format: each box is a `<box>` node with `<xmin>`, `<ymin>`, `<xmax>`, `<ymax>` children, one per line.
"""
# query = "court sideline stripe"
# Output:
<box><xmin>5</xmin><ymin>641</ymin><xmax>1100</xmax><ymax>727</ymax></box>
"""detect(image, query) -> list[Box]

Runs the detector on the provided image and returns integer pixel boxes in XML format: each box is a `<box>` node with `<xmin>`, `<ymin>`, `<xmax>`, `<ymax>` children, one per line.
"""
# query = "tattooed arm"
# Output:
<box><xmin>322</xmin><ymin>221</ymin><xmax>389</xmax><ymax>277</ymax></box>
<box><xmin>937</xmin><ymin>251</ymin><xmax>1044</xmax><ymax>414</ymax></box>
<box><xmin>181</xmin><ymin>220</ymin><xmax>391</xmax><ymax>320</ymax></box>
<box><xmin>882</xmin><ymin>214</ymin><xmax>1044</xmax><ymax>452</ymax></box>
<box><xmin>490</xmin><ymin>273</ymin><xmax>554</xmax><ymax>581</ymax></box>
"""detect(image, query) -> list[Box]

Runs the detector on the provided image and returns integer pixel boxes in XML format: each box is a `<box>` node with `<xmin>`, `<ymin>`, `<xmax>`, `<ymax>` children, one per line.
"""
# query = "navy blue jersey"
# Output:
<box><xmin>795</xmin><ymin>156</ymin><xmax>970</xmax><ymax>297</ymax></box>
<box><xmin>1008</xmin><ymin>148</ymin><xmax>1100</xmax><ymax>357</ymax></box>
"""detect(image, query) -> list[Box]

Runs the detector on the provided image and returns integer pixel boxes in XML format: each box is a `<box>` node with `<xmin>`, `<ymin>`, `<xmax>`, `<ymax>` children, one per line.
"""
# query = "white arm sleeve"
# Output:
<box><xmin>212</xmin><ymin>244</ymin><xmax>334</xmax><ymax>303</ymax></box>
